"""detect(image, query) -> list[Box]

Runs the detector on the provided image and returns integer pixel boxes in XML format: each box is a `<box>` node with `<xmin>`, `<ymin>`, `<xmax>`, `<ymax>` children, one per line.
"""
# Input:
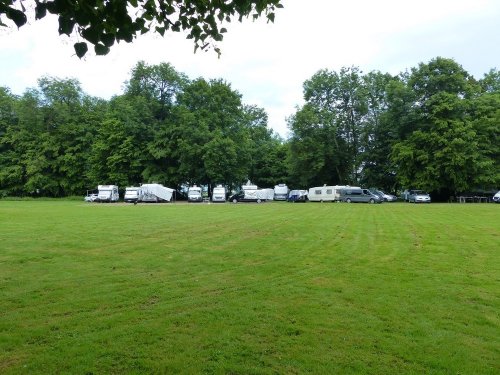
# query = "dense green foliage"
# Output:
<box><xmin>0</xmin><ymin>57</ymin><xmax>498</xmax><ymax>198</ymax></box>
<box><xmin>0</xmin><ymin>0</ymin><xmax>283</xmax><ymax>56</ymax></box>
<box><xmin>1</xmin><ymin>201</ymin><xmax>499</xmax><ymax>373</ymax></box>
<box><xmin>0</xmin><ymin>61</ymin><xmax>284</xmax><ymax>196</ymax></box>
<box><xmin>288</xmin><ymin>58</ymin><xmax>499</xmax><ymax>195</ymax></box>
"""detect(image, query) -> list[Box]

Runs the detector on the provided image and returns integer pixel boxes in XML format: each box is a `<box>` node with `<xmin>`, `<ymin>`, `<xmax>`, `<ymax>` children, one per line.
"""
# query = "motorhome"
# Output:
<box><xmin>188</xmin><ymin>185</ymin><xmax>203</xmax><ymax>202</ymax></box>
<box><xmin>308</xmin><ymin>185</ymin><xmax>356</xmax><ymax>202</ymax></box>
<box><xmin>124</xmin><ymin>187</ymin><xmax>141</xmax><ymax>203</ymax></box>
<box><xmin>273</xmin><ymin>184</ymin><xmax>289</xmax><ymax>201</ymax></box>
<box><xmin>140</xmin><ymin>183</ymin><xmax>174</xmax><ymax>202</ymax></box>
<box><xmin>230</xmin><ymin>182</ymin><xmax>260</xmax><ymax>203</ymax></box>
<box><xmin>97</xmin><ymin>185</ymin><xmax>119</xmax><ymax>202</ymax></box>
<box><xmin>211</xmin><ymin>185</ymin><xmax>226</xmax><ymax>202</ymax></box>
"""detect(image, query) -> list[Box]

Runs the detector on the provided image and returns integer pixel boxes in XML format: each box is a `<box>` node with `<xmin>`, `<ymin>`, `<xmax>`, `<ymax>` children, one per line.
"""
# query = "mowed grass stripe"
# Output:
<box><xmin>0</xmin><ymin>201</ymin><xmax>499</xmax><ymax>374</ymax></box>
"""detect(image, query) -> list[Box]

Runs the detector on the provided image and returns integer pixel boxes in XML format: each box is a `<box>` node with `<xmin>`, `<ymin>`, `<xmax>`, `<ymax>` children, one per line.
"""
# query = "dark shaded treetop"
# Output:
<box><xmin>0</xmin><ymin>0</ymin><xmax>283</xmax><ymax>57</ymax></box>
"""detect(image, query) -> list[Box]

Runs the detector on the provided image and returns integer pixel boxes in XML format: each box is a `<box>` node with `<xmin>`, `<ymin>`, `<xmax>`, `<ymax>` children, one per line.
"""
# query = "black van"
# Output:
<box><xmin>340</xmin><ymin>188</ymin><xmax>382</xmax><ymax>203</ymax></box>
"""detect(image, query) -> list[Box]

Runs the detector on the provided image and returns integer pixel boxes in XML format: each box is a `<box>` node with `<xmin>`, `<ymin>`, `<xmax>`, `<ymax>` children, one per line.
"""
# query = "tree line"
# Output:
<box><xmin>0</xmin><ymin>57</ymin><xmax>498</xmax><ymax>199</ymax></box>
<box><xmin>288</xmin><ymin>57</ymin><xmax>499</xmax><ymax>199</ymax></box>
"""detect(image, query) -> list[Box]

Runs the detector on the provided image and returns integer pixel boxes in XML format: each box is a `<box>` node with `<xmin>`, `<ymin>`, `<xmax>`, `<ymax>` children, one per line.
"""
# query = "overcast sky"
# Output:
<box><xmin>1</xmin><ymin>0</ymin><xmax>499</xmax><ymax>137</ymax></box>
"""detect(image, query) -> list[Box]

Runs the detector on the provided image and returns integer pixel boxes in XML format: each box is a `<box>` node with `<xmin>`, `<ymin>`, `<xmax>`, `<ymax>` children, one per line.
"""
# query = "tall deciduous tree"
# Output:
<box><xmin>390</xmin><ymin>57</ymin><xmax>498</xmax><ymax>196</ymax></box>
<box><xmin>125</xmin><ymin>61</ymin><xmax>188</xmax><ymax>121</ymax></box>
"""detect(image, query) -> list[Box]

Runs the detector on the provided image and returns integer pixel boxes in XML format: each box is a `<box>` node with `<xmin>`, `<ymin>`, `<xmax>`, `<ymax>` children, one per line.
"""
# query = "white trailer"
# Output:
<box><xmin>124</xmin><ymin>187</ymin><xmax>141</xmax><ymax>203</ymax></box>
<box><xmin>188</xmin><ymin>185</ymin><xmax>203</xmax><ymax>202</ymax></box>
<box><xmin>97</xmin><ymin>185</ymin><xmax>119</xmax><ymax>202</ymax></box>
<box><xmin>274</xmin><ymin>184</ymin><xmax>289</xmax><ymax>201</ymax></box>
<box><xmin>140</xmin><ymin>183</ymin><xmax>174</xmax><ymax>202</ymax></box>
<box><xmin>308</xmin><ymin>185</ymin><xmax>358</xmax><ymax>202</ymax></box>
<box><xmin>211</xmin><ymin>185</ymin><xmax>226</xmax><ymax>202</ymax></box>
<box><xmin>258</xmin><ymin>188</ymin><xmax>275</xmax><ymax>201</ymax></box>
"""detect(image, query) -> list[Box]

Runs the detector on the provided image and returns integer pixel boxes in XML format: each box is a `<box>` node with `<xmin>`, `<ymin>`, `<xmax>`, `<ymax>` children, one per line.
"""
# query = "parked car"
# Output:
<box><xmin>229</xmin><ymin>191</ymin><xmax>262</xmax><ymax>203</ymax></box>
<box><xmin>340</xmin><ymin>188</ymin><xmax>382</xmax><ymax>203</ymax></box>
<box><xmin>493</xmin><ymin>191</ymin><xmax>500</xmax><ymax>203</ymax></box>
<box><xmin>84</xmin><ymin>193</ymin><xmax>98</xmax><ymax>202</ymax></box>
<box><xmin>408</xmin><ymin>190</ymin><xmax>431</xmax><ymax>203</ymax></box>
<box><xmin>287</xmin><ymin>189</ymin><xmax>308</xmax><ymax>202</ymax></box>
<box><xmin>370</xmin><ymin>189</ymin><xmax>397</xmax><ymax>202</ymax></box>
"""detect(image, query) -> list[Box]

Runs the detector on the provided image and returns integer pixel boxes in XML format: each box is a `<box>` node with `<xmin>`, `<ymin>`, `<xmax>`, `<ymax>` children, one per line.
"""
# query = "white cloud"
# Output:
<box><xmin>1</xmin><ymin>0</ymin><xmax>499</xmax><ymax>137</ymax></box>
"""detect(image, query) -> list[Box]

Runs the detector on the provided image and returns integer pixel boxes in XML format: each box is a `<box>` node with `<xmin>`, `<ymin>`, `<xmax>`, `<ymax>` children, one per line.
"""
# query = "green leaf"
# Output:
<box><xmin>100</xmin><ymin>33</ymin><xmax>115</xmax><ymax>47</ymax></box>
<box><xmin>6</xmin><ymin>8</ymin><xmax>27</xmax><ymax>28</ymax></box>
<box><xmin>94</xmin><ymin>43</ymin><xmax>110</xmax><ymax>55</ymax></box>
<box><xmin>73</xmin><ymin>42</ymin><xmax>88</xmax><ymax>58</ymax></box>
<box><xmin>82</xmin><ymin>27</ymin><xmax>100</xmax><ymax>44</ymax></box>
<box><xmin>35</xmin><ymin>2</ymin><xmax>47</xmax><ymax>20</ymax></box>
<box><xmin>155</xmin><ymin>26</ymin><xmax>165</xmax><ymax>36</ymax></box>
<box><xmin>58</xmin><ymin>16</ymin><xmax>75</xmax><ymax>35</ymax></box>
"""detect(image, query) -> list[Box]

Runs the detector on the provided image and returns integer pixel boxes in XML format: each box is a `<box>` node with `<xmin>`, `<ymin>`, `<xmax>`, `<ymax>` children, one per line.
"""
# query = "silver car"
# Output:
<box><xmin>408</xmin><ymin>190</ymin><xmax>431</xmax><ymax>203</ymax></box>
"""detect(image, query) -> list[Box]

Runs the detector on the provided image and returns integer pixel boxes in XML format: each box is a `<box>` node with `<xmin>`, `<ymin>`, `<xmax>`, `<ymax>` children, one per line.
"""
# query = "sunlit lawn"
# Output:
<box><xmin>0</xmin><ymin>201</ymin><xmax>499</xmax><ymax>374</ymax></box>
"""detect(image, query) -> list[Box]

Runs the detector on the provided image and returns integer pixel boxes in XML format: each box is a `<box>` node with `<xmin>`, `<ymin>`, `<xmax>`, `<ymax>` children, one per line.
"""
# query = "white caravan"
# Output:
<box><xmin>211</xmin><ymin>185</ymin><xmax>226</xmax><ymax>202</ymax></box>
<box><xmin>308</xmin><ymin>185</ymin><xmax>358</xmax><ymax>202</ymax></box>
<box><xmin>274</xmin><ymin>184</ymin><xmax>289</xmax><ymax>201</ymax></box>
<box><xmin>97</xmin><ymin>185</ymin><xmax>119</xmax><ymax>202</ymax></box>
<box><xmin>140</xmin><ymin>183</ymin><xmax>174</xmax><ymax>202</ymax></box>
<box><xmin>188</xmin><ymin>185</ymin><xmax>203</xmax><ymax>202</ymax></box>
<box><xmin>124</xmin><ymin>187</ymin><xmax>141</xmax><ymax>203</ymax></box>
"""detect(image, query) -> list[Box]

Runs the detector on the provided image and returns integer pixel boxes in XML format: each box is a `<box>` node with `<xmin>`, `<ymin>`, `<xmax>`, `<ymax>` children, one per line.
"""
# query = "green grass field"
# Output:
<box><xmin>0</xmin><ymin>201</ymin><xmax>499</xmax><ymax>374</ymax></box>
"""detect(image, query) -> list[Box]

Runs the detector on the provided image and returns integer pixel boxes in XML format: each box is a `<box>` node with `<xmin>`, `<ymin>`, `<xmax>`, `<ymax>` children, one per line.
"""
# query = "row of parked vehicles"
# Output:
<box><xmin>84</xmin><ymin>183</ymin><xmax>411</xmax><ymax>204</ymax></box>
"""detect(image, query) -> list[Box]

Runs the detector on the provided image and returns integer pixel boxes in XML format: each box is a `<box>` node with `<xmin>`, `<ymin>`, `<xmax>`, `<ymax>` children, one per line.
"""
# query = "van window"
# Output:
<box><xmin>351</xmin><ymin>189</ymin><xmax>362</xmax><ymax>195</ymax></box>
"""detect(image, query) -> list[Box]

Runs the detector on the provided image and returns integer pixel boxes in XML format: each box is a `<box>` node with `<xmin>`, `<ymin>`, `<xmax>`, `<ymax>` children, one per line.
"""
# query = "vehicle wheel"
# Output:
<box><xmin>257</xmin><ymin>199</ymin><xmax>261</xmax><ymax>203</ymax></box>
<box><xmin>369</xmin><ymin>198</ymin><xmax>375</xmax><ymax>204</ymax></box>
<box><xmin>346</xmin><ymin>198</ymin><xmax>352</xmax><ymax>203</ymax></box>
<box><xmin>232</xmin><ymin>198</ymin><xmax>238</xmax><ymax>204</ymax></box>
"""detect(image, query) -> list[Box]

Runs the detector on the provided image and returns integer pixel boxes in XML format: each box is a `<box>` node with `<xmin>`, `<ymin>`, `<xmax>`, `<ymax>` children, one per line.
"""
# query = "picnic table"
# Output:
<box><xmin>457</xmin><ymin>196</ymin><xmax>489</xmax><ymax>203</ymax></box>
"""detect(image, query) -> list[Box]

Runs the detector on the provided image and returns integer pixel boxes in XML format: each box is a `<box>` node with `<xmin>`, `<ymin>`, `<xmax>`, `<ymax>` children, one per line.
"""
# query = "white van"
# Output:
<box><xmin>308</xmin><ymin>185</ymin><xmax>356</xmax><ymax>202</ymax></box>
<box><xmin>188</xmin><ymin>185</ymin><xmax>203</xmax><ymax>202</ymax></box>
<box><xmin>124</xmin><ymin>187</ymin><xmax>141</xmax><ymax>203</ymax></box>
<box><xmin>212</xmin><ymin>185</ymin><xmax>226</xmax><ymax>202</ymax></box>
<box><xmin>274</xmin><ymin>184</ymin><xmax>289</xmax><ymax>201</ymax></box>
<box><xmin>97</xmin><ymin>185</ymin><xmax>119</xmax><ymax>202</ymax></box>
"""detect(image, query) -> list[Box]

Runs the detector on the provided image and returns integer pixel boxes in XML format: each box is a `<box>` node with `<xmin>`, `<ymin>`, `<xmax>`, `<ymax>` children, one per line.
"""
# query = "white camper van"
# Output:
<box><xmin>97</xmin><ymin>185</ymin><xmax>119</xmax><ymax>202</ymax></box>
<box><xmin>124</xmin><ymin>187</ymin><xmax>141</xmax><ymax>203</ymax></box>
<box><xmin>188</xmin><ymin>185</ymin><xmax>203</xmax><ymax>202</ymax></box>
<box><xmin>211</xmin><ymin>185</ymin><xmax>226</xmax><ymax>202</ymax></box>
<box><xmin>140</xmin><ymin>183</ymin><xmax>174</xmax><ymax>202</ymax></box>
<box><xmin>274</xmin><ymin>184</ymin><xmax>289</xmax><ymax>201</ymax></box>
<box><xmin>230</xmin><ymin>182</ymin><xmax>260</xmax><ymax>203</ymax></box>
<box><xmin>308</xmin><ymin>185</ymin><xmax>358</xmax><ymax>202</ymax></box>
